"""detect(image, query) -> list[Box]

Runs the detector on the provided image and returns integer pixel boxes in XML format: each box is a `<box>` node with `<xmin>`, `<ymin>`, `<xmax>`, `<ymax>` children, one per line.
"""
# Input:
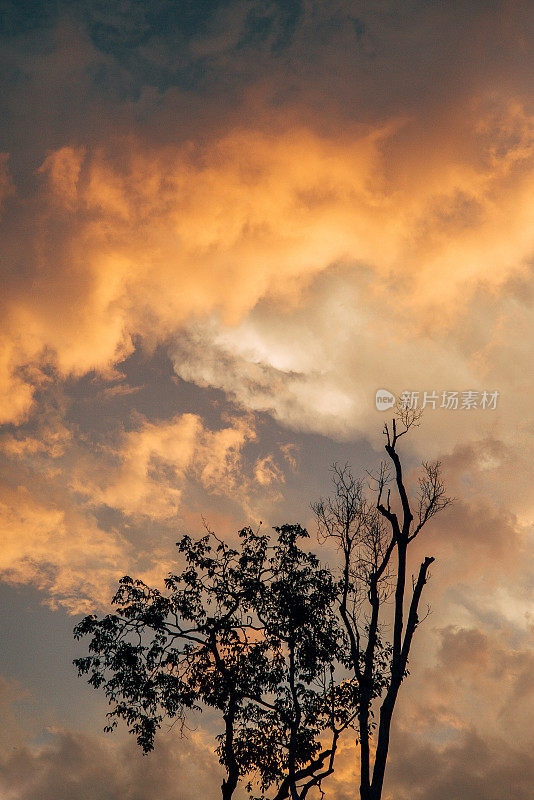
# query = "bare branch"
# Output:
<box><xmin>409</xmin><ymin>460</ymin><xmax>453</xmax><ymax>542</ymax></box>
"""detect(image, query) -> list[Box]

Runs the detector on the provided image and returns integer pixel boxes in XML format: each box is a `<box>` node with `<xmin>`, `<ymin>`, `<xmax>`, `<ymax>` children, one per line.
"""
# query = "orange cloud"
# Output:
<box><xmin>1</xmin><ymin>93</ymin><xmax>534</xmax><ymax>423</ymax></box>
<box><xmin>38</xmin><ymin>146</ymin><xmax>85</xmax><ymax>209</ymax></box>
<box><xmin>0</xmin><ymin>481</ymin><xmax>126</xmax><ymax>613</ymax></box>
<box><xmin>78</xmin><ymin>412</ymin><xmax>258</xmax><ymax>519</ymax></box>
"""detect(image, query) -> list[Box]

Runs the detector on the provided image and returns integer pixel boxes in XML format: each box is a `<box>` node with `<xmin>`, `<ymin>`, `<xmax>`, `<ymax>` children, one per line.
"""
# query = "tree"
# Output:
<box><xmin>312</xmin><ymin>410</ymin><xmax>451</xmax><ymax>800</ymax></box>
<box><xmin>74</xmin><ymin>413</ymin><xmax>448</xmax><ymax>800</ymax></box>
<box><xmin>74</xmin><ymin>523</ymin><xmax>360</xmax><ymax>800</ymax></box>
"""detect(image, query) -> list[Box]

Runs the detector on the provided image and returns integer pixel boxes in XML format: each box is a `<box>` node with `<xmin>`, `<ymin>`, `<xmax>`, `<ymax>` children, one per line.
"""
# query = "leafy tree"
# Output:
<box><xmin>74</xmin><ymin>524</ymin><xmax>360</xmax><ymax>800</ymax></box>
<box><xmin>312</xmin><ymin>410</ymin><xmax>451</xmax><ymax>800</ymax></box>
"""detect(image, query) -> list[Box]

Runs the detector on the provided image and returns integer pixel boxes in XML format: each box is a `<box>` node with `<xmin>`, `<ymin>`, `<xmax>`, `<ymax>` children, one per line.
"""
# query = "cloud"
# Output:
<box><xmin>0</xmin><ymin>380</ymin><xmax>292</xmax><ymax>610</ymax></box>
<box><xmin>169</xmin><ymin>265</ymin><xmax>532</xmax><ymax>457</ymax></box>
<box><xmin>0</xmin><ymin>153</ymin><xmax>13</xmax><ymax>209</ymax></box>
<box><xmin>0</xmin><ymin>342</ymin><xmax>38</xmax><ymax>425</ymax></box>
<box><xmin>0</xmin><ymin>478</ymin><xmax>127</xmax><ymax>613</ymax></box>
<box><xmin>391</xmin><ymin>617</ymin><xmax>534</xmax><ymax>750</ymax></box>
<box><xmin>38</xmin><ymin>146</ymin><xmax>85</xmax><ymax>209</ymax></box>
<box><xmin>0</xmin><ymin>677</ymin><xmax>37</xmax><ymax>752</ymax></box>
<box><xmin>2</xmin><ymin>85</ymin><xmax>534</xmax><ymax>427</ymax></box>
<box><xmin>0</xmin><ymin>729</ymin><xmax>229</xmax><ymax>800</ymax></box>
<box><xmin>0</xmin><ymin>8</ymin><xmax>533</xmax><ymax>800</ymax></box>
<box><xmin>386</xmin><ymin>727</ymin><xmax>534</xmax><ymax>800</ymax></box>
<box><xmin>76</xmin><ymin>411</ymin><xmax>258</xmax><ymax>519</ymax></box>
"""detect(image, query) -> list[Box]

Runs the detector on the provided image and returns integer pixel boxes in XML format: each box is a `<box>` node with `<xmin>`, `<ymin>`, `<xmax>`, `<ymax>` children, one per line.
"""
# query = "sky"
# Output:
<box><xmin>0</xmin><ymin>0</ymin><xmax>533</xmax><ymax>797</ymax></box>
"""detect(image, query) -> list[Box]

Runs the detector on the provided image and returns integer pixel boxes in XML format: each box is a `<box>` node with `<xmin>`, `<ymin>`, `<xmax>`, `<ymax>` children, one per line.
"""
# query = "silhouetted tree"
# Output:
<box><xmin>312</xmin><ymin>410</ymin><xmax>451</xmax><ymax>800</ymax></box>
<box><xmin>74</xmin><ymin>524</ymin><xmax>360</xmax><ymax>800</ymax></box>
<box><xmin>75</xmin><ymin>414</ymin><xmax>448</xmax><ymax>800</ymax></box>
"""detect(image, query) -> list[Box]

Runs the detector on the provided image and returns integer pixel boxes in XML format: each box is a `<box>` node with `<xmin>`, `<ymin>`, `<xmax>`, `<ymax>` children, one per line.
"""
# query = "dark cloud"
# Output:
<box><xmin>436</xmin><ymin>625</ymin><xmax>489</xmax><ymax>672</ymax></box>
<box><xmin>387</xmin><ymin>727</ymin><xmax>534</xmax><ymax>800</ymax></box>
<box><xmin>2</xmin><ymin>0</ymin><xmax>534</xmax><ymax>149</ymax></box>
<box><xmin>0</xmin><ymin>729</ymin><xmax>229</xmax><ymax>800</ymax></box>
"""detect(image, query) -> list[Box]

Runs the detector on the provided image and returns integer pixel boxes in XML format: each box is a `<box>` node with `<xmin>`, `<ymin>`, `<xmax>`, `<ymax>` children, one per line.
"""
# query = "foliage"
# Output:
<box><xmin>74</xmin><ymin>524</ymin><xmax>363</xmax><ymax>799</ymax></box>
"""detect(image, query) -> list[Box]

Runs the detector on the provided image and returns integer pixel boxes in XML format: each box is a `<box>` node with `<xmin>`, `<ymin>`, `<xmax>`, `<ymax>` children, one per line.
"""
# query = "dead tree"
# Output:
<box><xmin>313</xmin><ymin>410</ymin><xmax>451</xmax><ymax>800</ymax></box>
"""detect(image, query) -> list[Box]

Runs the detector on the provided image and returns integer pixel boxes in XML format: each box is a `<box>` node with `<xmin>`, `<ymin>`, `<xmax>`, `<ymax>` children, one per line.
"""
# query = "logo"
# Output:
<box><xmin>375</xmin><ymin>389</ymin><xmax>395</xmax><ymax>411</ymax></box>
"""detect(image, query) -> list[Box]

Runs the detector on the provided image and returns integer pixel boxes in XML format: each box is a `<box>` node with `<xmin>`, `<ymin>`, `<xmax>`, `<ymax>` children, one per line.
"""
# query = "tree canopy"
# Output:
<box><xmin>74</xmin><ymin>524</ymin><xmax>361</xmax><ymax>800</ymax></box>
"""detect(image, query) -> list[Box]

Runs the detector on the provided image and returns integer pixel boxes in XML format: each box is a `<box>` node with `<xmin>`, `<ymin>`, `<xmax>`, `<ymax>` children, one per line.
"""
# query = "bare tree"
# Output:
<box><xmin>313</xmin><ymin>410</ymin><xmax>451</xmax><ymax>800</ymax></box>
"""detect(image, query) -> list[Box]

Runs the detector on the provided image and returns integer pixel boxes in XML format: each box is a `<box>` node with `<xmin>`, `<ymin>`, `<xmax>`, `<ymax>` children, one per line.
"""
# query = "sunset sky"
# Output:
<box><xmin>1</xmin><ymin>1</ymin><xmax>534</xmax><ymax>798</ymax></box>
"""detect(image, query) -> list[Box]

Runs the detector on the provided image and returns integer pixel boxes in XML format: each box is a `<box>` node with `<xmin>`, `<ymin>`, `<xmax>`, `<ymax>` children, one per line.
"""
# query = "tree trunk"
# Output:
<box><xmin>221</xmin><ymin>696</ymin><xmax>239</xmax><ymax>800</ymax></box>
<box><xmin>368</xmin><ymin>556</ymin><xmax>435</xmax><ymax>800</ymax></box>
<box><xmin>358</xmin><ymin>697</ymin><xmax>371</xmax><ymax>800</ymax></box>
<box><xmin>369</xmin><ymin>690</ymin><xmax>397</xmax><ymax>800</ymax></box>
